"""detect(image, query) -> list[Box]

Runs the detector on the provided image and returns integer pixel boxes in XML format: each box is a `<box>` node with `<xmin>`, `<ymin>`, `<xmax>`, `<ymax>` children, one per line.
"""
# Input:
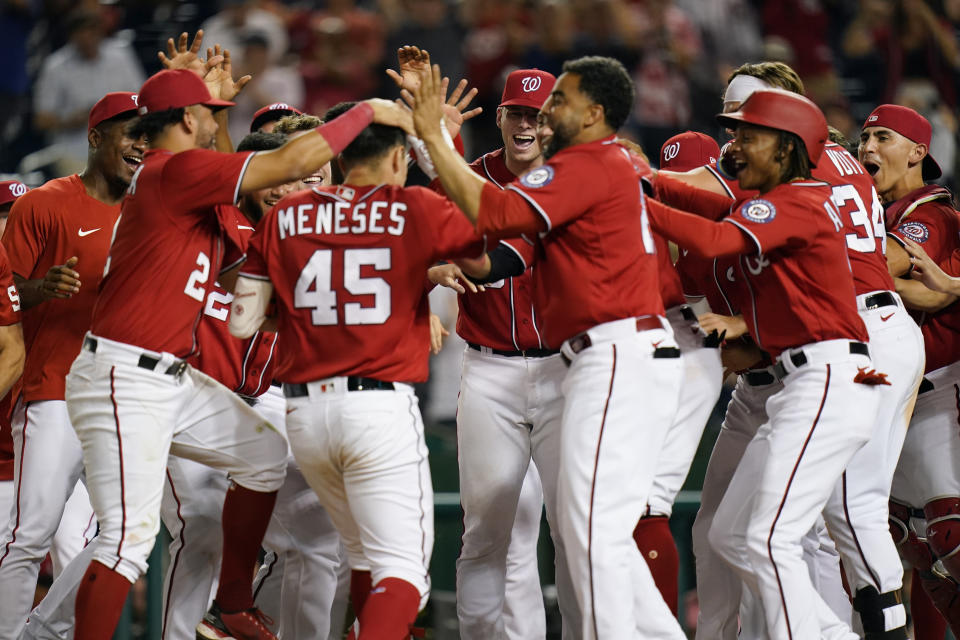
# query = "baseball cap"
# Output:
<box><xmin>660</xmin><ymin>131</ymin><xmax>721</xmax><ymax>172</ymax></box>
<box><xmin>88</xmin><ymin>92</ymin><xmax>140</xmax><ymax>131</ymax></box>
<box><xmin>0</xmin><ymin>181</ymin><xmax>27</xmax><ymax>207</ymax></box>
<box><xmin>250</xmin><ymin>102</ymin><xmax>303</xmax><ymax>132</ymax></box>
<box><xmin>137</xmin><ymin>69</ymin><xmax>235</xmax><ymax>116</ymax></box>
<box><xmin>500</xmin><ymin>69</ymin><xmax>556</xmax><ymax>110</ymax></box>
<box><xmin>862</xmin><ymin>104</ymin><xmax>941</xmax><ymax>180</ymax></box>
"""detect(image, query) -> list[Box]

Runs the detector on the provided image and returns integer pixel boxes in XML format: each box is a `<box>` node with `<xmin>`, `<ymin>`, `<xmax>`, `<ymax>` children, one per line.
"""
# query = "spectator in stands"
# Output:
<box><xmin>229</xmin><ymin>31</ymin><xmax>305</xmax><ymax>145</ymax></box>
<box><xmin>0</xmin><ymin>0</ymin><xmax>37</xmax><ymax>172</ymax></box>
<box><xmin>199</xmin><ymin>0</ymin><xmax>288</xmax><ymax>66</ymax></box>
<box><xmin>32</xmin><ymin>9</ymin><xmax>144</xmax><ymax>176</ymax></box>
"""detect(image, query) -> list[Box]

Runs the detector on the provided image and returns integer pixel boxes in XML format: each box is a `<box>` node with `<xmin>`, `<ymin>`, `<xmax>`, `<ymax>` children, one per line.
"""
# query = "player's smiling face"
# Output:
<box><xmin>97</xmin><ymin>116</ymin><xmax>146</xmax><ymax>185</ymax></box>
<box><xmin>242</xmin><ymin>180</ymin><xmax>298</xmax><ymax>224</ymax></box>
<box><xmin>858</xmin><ymin>126</ymin><xmax>922</xmax><ymax>202</ymax></box>
<box><xmin>728</xmin><ymin>124</ymin><xmax>787</xmax><ymax>194</ymax></box>
<box><xmin>497</xmin><ymin>106</ymin><xmax>541</xmax><ymax>164</ymax></box>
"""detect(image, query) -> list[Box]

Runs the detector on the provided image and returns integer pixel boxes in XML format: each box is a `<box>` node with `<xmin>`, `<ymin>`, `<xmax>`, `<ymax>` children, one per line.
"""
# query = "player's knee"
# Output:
<box><xmin>888</xmin><ymin>499</ymin><xmax>912</xmax><ymax>547</ymax></box>
<box><xmin>706</xmin><ymin>515</ymin><xmax>740</xmax><ymax>567</ymax></box>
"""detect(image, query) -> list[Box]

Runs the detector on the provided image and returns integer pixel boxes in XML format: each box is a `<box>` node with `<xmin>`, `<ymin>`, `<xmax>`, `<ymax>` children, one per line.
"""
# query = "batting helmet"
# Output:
<box><xmin>716</xmin><ymin>89</ymin><xmax>827</xmax><ymax>166</ymax></box>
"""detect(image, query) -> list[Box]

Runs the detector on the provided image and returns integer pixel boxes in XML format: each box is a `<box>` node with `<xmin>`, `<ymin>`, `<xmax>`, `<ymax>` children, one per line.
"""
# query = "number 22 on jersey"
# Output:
<box><xmin>295</xmin><ymin>248</ymin><xmax>391</xmax><ymax>326</ymax></box>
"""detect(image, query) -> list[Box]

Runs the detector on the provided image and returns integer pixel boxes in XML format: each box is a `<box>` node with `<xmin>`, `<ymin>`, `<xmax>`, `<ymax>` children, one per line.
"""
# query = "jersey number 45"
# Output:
<box><xmin>295</xmin><ymin>248</ymin><xmax>391</xmax><ymax>326</ymax></box>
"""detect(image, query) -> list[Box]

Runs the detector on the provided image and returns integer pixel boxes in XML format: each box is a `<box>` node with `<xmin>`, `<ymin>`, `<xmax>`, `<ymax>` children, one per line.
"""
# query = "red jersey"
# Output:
<box><xmin>190</xmin><ymin>208</ymin><xmax>278</xmax><ymax>396</ymax></box>
<box><xmin>90</xmin><ymin>148</ymin><xmax>253</xmax><ymax>357</ymax></box>
<box><xmin>814</xmin><ymin>143</ymin><xmax>894</xmax><ymax>296</ymax></box>
<box><xmin>456</xmin><ymin>149</ymin><xmax>547</xmax><ymax>351</ymax></box>
<box><xmin>0</xmin><ymin>245</ymin><xmax>22</xmax><ymax>481</ymax></box>
<box><xmin>506</xmin><ymin>136</ymin><xmax>664</xmax><ymax>346</ymax></box>
<box><xmin>241</xmin><ymin>183</ymin><xmax>485</xmax><ymax>383</ymax></box>
<box><xmin>3</xmin><ymin>175</ymin><xmax>119</xmax><ymax>401</ymax></box>
<box><xmin>887</xmin><ymin>185</ymin><xmax>960</xmax><ymax>373</ymax></box>
<box><xmin>722</xmin><ymin>180</ymin><xmax>868</xmax><ymax>358</ymax></box>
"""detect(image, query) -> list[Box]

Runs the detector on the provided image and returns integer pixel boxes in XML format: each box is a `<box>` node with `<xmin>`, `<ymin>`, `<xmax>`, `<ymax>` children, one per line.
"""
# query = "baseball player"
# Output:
<box><xmin>628</xmin><ymin>132</ymin><xmax>724</xmax><ymax>617</ymax></box>
<box><xmin>0</xmin><ymin>181</ymin><xmax>26</xmax><ymax>547</ymax></box>
<box><xmin>410</xmin><ymin>53</ymin><xmax>686</xmax><ymax>640</ymax></box>
<box><xmin>860</xmin><ymin>104</ymin><xmax>960</xmax><ymax>636</ymax></box>
<box><xmin>230</xmin><ymin>102</ymin><xmax>486</xmax><ymax>639</ymax></box>
<box><xmin>425</xmin><ymin>68</ymin><xmax>578</xmax><ymax>640</ymax></box>
<box><xmin>63</xmin><ymin>63</ymin><xmax>412</xmax><ymax>639</ymax></box>
<box><xmin>648</xmin><ymin>89</ymin><xmax>888</xmax><ymax>640</ymax></box>
<box><xmin>250</xmin><ymin>102</ymin><xmax>303</xmax><ymax>133</ymax></box>
<box><xmin>0</xmin><ymin>180</ymin><xmax>28</xmax><ymax>519</ymax></box>
<box><xmin>0</xmin><ymin>92</ymin><xmax>143</xmax><ymax>640</ymax></box>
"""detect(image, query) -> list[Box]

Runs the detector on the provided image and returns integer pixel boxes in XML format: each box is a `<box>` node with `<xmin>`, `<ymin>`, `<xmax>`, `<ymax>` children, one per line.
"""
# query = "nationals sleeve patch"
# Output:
<box><xmin>740</xmin><ymin>199</ymin><xmax>777</xmax><ymax>224</ymax></box>
<box><xmin>519</xmin><ymin>165</ymin><xmax>555</xmax><ymax>189</ymax></box>
<box><xmin>898</xmin><ymin>221</ymin><xmax>930</xmax><ymax>243</ymax></box>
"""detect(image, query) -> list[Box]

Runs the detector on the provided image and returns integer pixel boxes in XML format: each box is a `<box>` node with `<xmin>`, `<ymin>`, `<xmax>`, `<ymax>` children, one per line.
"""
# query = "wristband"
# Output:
<box><xmin>316</xmin><ymin>103</ymin><xmax>375</xmax><ymax>155</ymax></box>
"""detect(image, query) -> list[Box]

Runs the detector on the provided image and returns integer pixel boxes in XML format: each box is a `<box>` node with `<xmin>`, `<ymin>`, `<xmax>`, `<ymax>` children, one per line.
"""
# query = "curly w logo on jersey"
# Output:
<box><xmin>898</xmin><ymin>221</ymin><xmax>930</xmax><ymax>243</ymax></box>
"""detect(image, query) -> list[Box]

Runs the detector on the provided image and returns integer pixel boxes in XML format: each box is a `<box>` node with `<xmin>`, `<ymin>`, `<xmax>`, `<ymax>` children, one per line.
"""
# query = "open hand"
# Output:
<box><xmin>428</xmin><ymin>263</ymin><xmax>484</xmax><ymax>294</ymax></box>
<box><xmin>203</xmin><ymin>45</ymin><xmax>251</xmax><ymax>101</ymax></box>
<box><xmin>158</xmin><ymin>31</ymin><xmax>223</xmax><ymax>79</ymax></box>
<box><xmin>904</xmin><ymin>237</ymin><xmax>960</xmax><ymax>294</ymax></box>
<box><xmin>386</xmin><ymin>45</ymin><xmax>430</xmax><ymax>93</ymax></box>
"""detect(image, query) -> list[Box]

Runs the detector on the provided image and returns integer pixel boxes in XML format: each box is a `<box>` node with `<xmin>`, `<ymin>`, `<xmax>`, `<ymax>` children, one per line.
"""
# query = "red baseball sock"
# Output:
<box><xmin>357</xmin><ymin>577</ymin><xmax>420</xmax><ymax>640</ymax></box>
<box><xmin>912</xmin><ymin>568</ymin><xmax>947</xmax><ymax>640</ymax></box>
<box><xmin>633</xmin><ymin>515</ymin><xmax>680</xmax><ymax>616</ymax></box>
<box><xmin>74</xmin><ymin>560</ymin><xmax>133</xmax><ymax>639</ymax></box>
<box><xmin>351</xmin><ymin>569</ymin><xmax>373</xmax><ymax>615</ymax></box>
<box><xmin>215</xmin><ymin>484</ymin><xmax>278</xmax><ymax>612</ymax></box>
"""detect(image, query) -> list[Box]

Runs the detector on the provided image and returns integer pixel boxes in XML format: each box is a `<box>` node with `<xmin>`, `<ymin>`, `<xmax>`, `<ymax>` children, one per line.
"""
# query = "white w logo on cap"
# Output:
<box><xmin>663</xmin><ymin>142</ymin><xmax>681</xmax><ymax>162</ymax></box>
<box><xmin>521</xmin><ymin>77</ymin><xmax>541</xmax><ymax>92</ymax></box>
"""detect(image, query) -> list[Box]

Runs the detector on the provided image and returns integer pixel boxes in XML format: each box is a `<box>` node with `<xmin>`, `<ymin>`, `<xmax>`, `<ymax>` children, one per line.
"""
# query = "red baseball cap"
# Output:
<box><xmin>500</xmin><ymin>69</ymin><xmax>555</xmax><ymax>110</ymax></box>
<box><xmin>137</xmin><ymin>69</ymin><xmax>234</xmax><ymax>116</ymax></box>
<box><xmin>250</xmin><ymin>102</ymin><xmax>303</xmax><ymax>132</ymax></box>
<box><xmin>88</xmin><ymin>92</ymin><xmax>140</xmax><ymax>131</ymax></box>
<box><xmin>862</xmin><ymin>104</ymin><xmax>941</xmax><ymax>180</ymax></box>
<box><xmin>0</xmin><ymin>181</ymin><xmax>28</xmax><ymax>207</ymax></box>
<box><xmin>660</xmin><ymin>131</ymin><xmax>721</xmax><ymax>172</ymax></box>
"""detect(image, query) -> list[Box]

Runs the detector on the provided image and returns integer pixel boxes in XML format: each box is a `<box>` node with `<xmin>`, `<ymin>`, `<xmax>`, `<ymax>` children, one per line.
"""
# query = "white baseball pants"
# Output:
<box><xmin>456</xmin><ymin>347</ymin><xmax>569</xmax><ymax>640</ymax></box>
<box><xmin>557</xmin><ymin>317</ymin><xmax>685</xmax><ymax>640</ymax></box>
<box><xmin>65</xmin><ymin>334</ymin><xmax>287</xmax><ymax>584</ymax></box>
<box><xmin>0</xmin><ymin>400</ymin><xmax>95</xmax><ymax>639</ymax></box>
<box><xmin>647</xmin><ymin>306</ymin><xmax>723</xmax><ymax>517</ymax></box>
<box><xmin>285</xmin><ymin>381</ymin><xmax>434</xmax><ymax>604</ymax></box>
<box><xmin>709</xmin><ymin>339</ymin><xmax>881</xmax><ymax>640</ymax></box>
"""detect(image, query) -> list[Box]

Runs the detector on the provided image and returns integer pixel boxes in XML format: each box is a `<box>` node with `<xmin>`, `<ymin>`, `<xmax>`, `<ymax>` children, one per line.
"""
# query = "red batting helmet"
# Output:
<box><xmin>716</xmin><ymin>89</ymin><xmax>827</xmax><ymax>166</ymax></box>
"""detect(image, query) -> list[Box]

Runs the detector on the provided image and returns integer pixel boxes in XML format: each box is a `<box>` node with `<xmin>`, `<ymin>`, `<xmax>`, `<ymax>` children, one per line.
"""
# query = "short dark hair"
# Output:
<box><xmin>237</xmin><ymin>130</ymin><xmax>287</xmax><ymax>152</ymax></box>
<box><xmin>561</xmin><ymin>56</ymin><xmax>635</xmax><ymax>131</ymax></box>
<box><xmin>323</xmin><ymin>101</ymin><xmax>405</xmax><ymax>171</ymax></box>
<box><xmin>129</xmin><ymin>108</ymin><xmax>185</xmax><ymax>145</ymax></box>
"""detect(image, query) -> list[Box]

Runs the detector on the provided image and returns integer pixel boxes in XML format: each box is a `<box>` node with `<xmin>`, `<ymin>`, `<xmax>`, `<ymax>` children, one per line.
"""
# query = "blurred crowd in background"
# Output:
<box><xmin>2</xmin><ymin>0</ymin><xmax>960</xmax><ymax>193</ymax></box>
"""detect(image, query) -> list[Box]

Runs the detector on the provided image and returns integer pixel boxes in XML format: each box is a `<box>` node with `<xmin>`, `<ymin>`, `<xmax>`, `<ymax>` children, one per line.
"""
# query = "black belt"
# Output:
<box><xmin>83</xmin><ymin>336</ymin><xmax>188</xmax><ymax>377</ymax></box>
<box><xmin>773</xmin><ymin>341</ymin><xmax>869</xmax><ymax>379</ymax></box>
<box><xmin>744</xmin><ymin>370</ymin><xmax>777</xmax><ymax>386</ymax></box>
<box><xmin>283</xmin><ymin>377</ymin><xmax>395</xmax><ymax>398</ymax></box>
<box><xmin>863</xmin><ymin>291</ymin><xmax>897</xmax><ymax>310</ymax></box>
<box><xmin>467</xmin><ymin>343</ymin><xmax>560</xmax><ymax>358</ymax></box>
<box><xmin>562</xmin><ymin>317</ymin><xmax>680</xmax><ymax>366</ymax></box>
<box><xmin>919</xmin><ymin>377</ymin><xmax>934</xmax><ymax>394</ymax></box>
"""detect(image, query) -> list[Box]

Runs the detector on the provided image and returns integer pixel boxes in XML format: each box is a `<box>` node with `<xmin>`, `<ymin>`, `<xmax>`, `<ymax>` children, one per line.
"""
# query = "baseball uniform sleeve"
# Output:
<box><xmin>647</xmin><ymin>198</ymin><xmax>752</xmax><ymax>258</ymax></box>
<box><xmin>499</xmin><ymin>236</ymin><xmax>535</xmax><ymax>269</ymax></box>
<box><xmin>0</xmin><ymin>246</ymin><xmax>22</xmax><ymax>325</ymax></box>
<box><xmin>504</xmin><ymin>150</ymin><xmax>610</xmax><ymax>231</ymax></box>
<box><xmin>412</xmin><ymin>188</ymin><xmax>487</xmax><ymax>261</ymax></box>
<box><xmin>723</xmin><ymin>196</ymin><xmax>815</xmax><ymax>255</ymax></box>
<box><xmin>889</xmin><ymin>207</ymin><xmax>952</xmax><ymax>261</ymax></box>
<box><xmin>239</xmin><ymin>221</ymin><xmax>272</xmax><ymax>282</ymax></box>
<box><xmin>216</xmin><ymin>205</ymin><xmax>249</xmax><ymax>273</ymax></box>
<box><xmin>2</xmin><ymin>191</ymin><xmax>53</xmax><ymax>278</ymax></box>
<box><xmin>162</xmin><ymin>149</ymin><xmax>255</xmax><ymax>215</ymax></box>
<box><xmin>655</xmin><ymin>173</ymin><xmax>735</xmax><ymax>221</ymax></box>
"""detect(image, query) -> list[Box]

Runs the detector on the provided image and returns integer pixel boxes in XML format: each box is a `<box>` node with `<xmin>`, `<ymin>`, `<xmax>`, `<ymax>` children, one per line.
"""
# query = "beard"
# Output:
<box><xmin>543</xmin><ymin>122</ymin><xmax>574</xmax><ymax>160</ymax></box>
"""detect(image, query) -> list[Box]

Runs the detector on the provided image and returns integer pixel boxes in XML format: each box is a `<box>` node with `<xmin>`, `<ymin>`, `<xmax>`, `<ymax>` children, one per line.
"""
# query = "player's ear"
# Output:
<box><xmin>87</xmin><ymin>127</ymin><xmax>102</xmax><ymax>151</ymax></box>
<box><xmin>910</xmin><ymin>142</ymin><xmax>929</xmax><ymax>167</ymax></box>
<box><xmin>584</xmin><ymin>103</ymin><xmax>605</xmax><ymax>130</ymax></box>
<box><xmin>181</xmin><ymin>107</ymin><xmax>198</xmax><ymax>136</ymax></box>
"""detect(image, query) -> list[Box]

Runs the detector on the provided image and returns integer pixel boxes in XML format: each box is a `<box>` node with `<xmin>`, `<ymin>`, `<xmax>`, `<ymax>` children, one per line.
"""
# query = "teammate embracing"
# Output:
<box><xmin>63</xmin><ymin>59</ymin><xmax>412</xmax><ymax>638</ymax></box>
<box><xmin>230</xmin><ymin>101</ymin><xmax>485</xmax><ymax>640</ymax></box>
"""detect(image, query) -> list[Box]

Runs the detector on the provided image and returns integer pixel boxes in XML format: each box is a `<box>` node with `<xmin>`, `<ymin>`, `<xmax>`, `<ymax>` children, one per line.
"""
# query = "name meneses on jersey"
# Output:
<box><xmin>277</xmin><ymin>199</ymin><xmax>406</xmax><ymax>240</ymax></box>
